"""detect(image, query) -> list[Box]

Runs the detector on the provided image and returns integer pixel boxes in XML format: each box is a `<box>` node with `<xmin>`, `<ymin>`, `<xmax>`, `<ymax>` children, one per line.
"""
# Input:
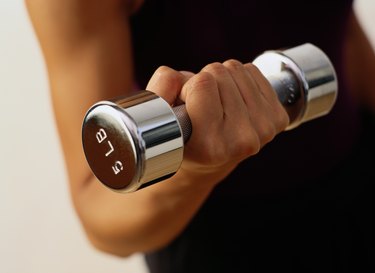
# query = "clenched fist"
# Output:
<box><xmin>146</xmin><ymin>60</ymin><xmax>289</xmax><ymax>186</ymax></box>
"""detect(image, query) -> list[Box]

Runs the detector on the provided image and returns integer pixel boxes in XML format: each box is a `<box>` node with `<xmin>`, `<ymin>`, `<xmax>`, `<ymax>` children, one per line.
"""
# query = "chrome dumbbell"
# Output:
<box><xmin>82</xmin><ymin>43</ymin><xmax>338</xmax><ymax>193</ymax></box>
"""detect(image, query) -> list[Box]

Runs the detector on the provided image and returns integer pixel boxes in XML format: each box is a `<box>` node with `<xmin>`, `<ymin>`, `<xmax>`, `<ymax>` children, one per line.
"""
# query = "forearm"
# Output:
<box><xmin>25</xmin><ymin>0</ymin><xmax>285</xmax><ymax>258</ymax></box>
<box><xmin>79</xmin><ymin>170</ymin><xmax>219</xmax><ymax>256</ymax></box>
<box><xmin>25</xmin><ymin>0</ymin><xmax>221</xmax><ymax>257</ymax></box>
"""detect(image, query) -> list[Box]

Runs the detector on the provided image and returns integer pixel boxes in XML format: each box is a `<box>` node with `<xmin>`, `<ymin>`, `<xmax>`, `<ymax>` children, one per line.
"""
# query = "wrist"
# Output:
<box><xmin>171</xmin><ymin>162</ymin><xmax>237</xmax><ymax>190</ymax></box>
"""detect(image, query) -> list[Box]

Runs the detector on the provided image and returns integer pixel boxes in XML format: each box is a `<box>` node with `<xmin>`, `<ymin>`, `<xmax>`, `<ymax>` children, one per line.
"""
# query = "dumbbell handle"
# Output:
<box><xmin>172</xmin><ymin>69</ymin><xmax>302</xmax><ymax>144</ymax></box>
<box><xmin>82</xmin><ymin>43</ymin><xmax>338</xmax><ymax>193</ymax></box>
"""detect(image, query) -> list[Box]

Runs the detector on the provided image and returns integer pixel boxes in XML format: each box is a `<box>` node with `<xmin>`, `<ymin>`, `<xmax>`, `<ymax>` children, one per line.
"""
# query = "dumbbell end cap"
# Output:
<box><xmin>82</xmin><ymin>91</ymin><xmax>185</xmax><ymax>193</ymax></box>
<box><xmin>82</xmin><ymin>102</ymin><xmax>142</xmax><ymax>192</ymax></box>
<box><xmin>254</xmin><ymin>43</ymin><xmax>338</xmax><ymax>130</ymax></box>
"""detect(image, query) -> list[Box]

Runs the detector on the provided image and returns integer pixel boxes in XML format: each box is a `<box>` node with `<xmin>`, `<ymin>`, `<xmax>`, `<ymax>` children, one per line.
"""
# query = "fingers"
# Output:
<box><xmin>244</xmin><ymin>63</ymin><xmax>290</xmax><ymax>134</ymax></box>
<box><xmin>181</xmin><ymin>72</ymin><xmax>223</xmax><ymax>123</ymax></box>
<box><xmin>146</xmin><ymin>61</ymin><xmax>289</xmax><ymax>179</ymax></box>
<box><xmin>222</xmin><ymin>59</ymin><xmax>265</xmax><ymax>119</ymax></box>
<box><xmin>184</xmin><ymin>60</ymin><xmax>289</xmax><ymax>155</ymax></box>
<box><xmin>202</xmin><ymin>62</ymin><xmax>248</xmax><ymax>119</ymax></box>
<box><xmin>146</xmin><ymin>66</ymin><xmax>194</xmax><ymax>105</ymax></box>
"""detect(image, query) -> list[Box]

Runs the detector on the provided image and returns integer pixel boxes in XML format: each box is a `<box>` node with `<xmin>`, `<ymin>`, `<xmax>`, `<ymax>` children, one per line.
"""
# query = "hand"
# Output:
<box><xmin>146</xmin><ymin>60</ymin><xmax>289</xmax><ymax>186</ymax></box>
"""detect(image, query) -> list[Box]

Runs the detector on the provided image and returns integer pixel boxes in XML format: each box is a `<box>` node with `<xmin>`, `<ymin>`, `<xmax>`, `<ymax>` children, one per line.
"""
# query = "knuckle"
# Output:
<box><xmin>155</xmin><ymin>65</ymin><xmax>180</xmax><ymax>81</ymax></box>
<box><xmin>243</xmin><ymin>62</ymin><xmax>256</xmax><ymax>70</ymax></box>
<box><xmin>153</xmin><ymin>66</ymin><xmax>184</xmax><ymax>92</ymax></box>
<box><xmin>274</xmin><ymin>106</ymin><xmax>290</xmax><ymax>132</ymax></box>
<box><xmin>189</xmin><ymin>72</ymin><xmax>216</xmax><ymax>91</ymax></box>
<box><xmin>240</xmin><ymin>134</ymin><xmax>261</xmax><ymax>156</ymax></box>
<box><xmin>256</xmin><ymin>118</ymin><xmax>277</xmax><ymax>145</ymax></box>
<box><xmin>155</xmin><ymin>65</ymin><xmax>171</xmax><ymax>74</ymax></box>
<box><xmin>263</xmin><ymin>124</ymin><xmax>277</xmax><ymax>144</ymax></box>
<box><xmin>223</xmin><ymin>59</ymin><xmax>243</xmax><ymax>70</ymax></box>
<box><xmin>149</xmin><ymin>66</ymin><xmax>183</xmax><ymax>100</ymax></box>
<box><xmin>233</xmin><ymin>128</ymin><xmax>261</xmax><ymax>158</ymax></box>
<box><xmin>244</xmin><ymin>63</ymin><xmax>262</xmax><ymax>76</ymax></box>
<box><xmin>280</xmin><ymin>111</ymin><xmax>290</xmax><ymax>130</ymax></box>
<box><xmin>202</xmin><ymin>62</ymin><xmax>227</xmax><ymax>76</ymax></box>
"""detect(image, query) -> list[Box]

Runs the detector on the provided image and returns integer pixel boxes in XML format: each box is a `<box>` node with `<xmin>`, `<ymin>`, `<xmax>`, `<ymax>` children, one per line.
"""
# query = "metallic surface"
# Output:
<box><xmin>253</xmin><ymin>43</ymin><xmax>338</xmax><ymax>129</ymax></box>
<box><xmin>82</xmin><ymin>91</ymin><xmax>184</xmax><ymax>193</ymax></box>
<box><xmin>82</xmin><ymin>43</ymin><xmax>338</xmax><ymax>192</ymax></box>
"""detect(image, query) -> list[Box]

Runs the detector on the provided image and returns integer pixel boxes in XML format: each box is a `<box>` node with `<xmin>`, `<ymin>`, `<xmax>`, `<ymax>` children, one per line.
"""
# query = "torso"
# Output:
<box><xmin>130</xmin><ymin>0</ymin><xmax>359</xmax><ymax>196</ymax></box>
<box><xmin>130</xmin><ymin>1</ymin><xmax>374</xmax><ymax>272</ymax></box>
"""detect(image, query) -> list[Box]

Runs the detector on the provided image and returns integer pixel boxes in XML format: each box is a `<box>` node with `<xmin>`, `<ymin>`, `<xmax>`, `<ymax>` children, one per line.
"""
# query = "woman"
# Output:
<box><xmin>26</xmin><ymin>0</ymin><xmax>374</xmax><ymax>271</ymax></box>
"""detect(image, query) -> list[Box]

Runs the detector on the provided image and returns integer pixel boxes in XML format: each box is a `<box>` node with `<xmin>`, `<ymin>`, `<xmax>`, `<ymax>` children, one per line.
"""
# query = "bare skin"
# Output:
<box><xmin>25</xmin><ymin>0</ymin><xmax>375</xmax><ymax>257</ymax></box>
<box><xmin>344</xmin><ymin>10</ymin><xmax>375</xmax><ymax>110</ymax></box>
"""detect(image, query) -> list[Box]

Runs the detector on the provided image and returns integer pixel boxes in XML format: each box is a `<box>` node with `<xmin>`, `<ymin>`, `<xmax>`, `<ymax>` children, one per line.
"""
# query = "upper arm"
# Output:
<box><xmin>344</xmin><ymin>8</ymin><xmax>375</xmax><ymax>110</ymax></box>
<box><xmin>25</xmin><ymin>0</ymin><xmax>141</xmax><ymax>196</ymax></box>
<box><xmin>24</xmin><ymin>0</ymin><xmax>245</xmax><ymax>257</ymax></box>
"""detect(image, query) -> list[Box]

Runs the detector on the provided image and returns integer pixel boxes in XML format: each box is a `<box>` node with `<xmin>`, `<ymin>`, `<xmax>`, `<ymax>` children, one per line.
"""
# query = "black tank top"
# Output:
<box><xmin>130</xmin><ymin>1</ymin><xmax>372</xmax><ymax>272</ymax></box>
<box><xmin>130</xmin><ymin>0</ymin><xmax>359</xmax><ymax>195</ymax></box>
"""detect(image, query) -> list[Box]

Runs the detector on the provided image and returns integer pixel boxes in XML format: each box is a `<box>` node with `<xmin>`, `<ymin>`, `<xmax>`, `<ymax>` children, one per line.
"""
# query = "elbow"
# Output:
<box><xmin>70</xmin><ymin>176</ymin><xmax>174</xmax><ymax>257</ymax></box>
<box><xmin>79</xmin><ymin>214</ymin><xmax>174</xmax><ymax>258</ymax></box>
<box><xmin>76</xmin><ymin>206</ymin><xmax>158</xmax><ymax>257</ymax></box>
<box><xmin>73</xmin><ymin>201</ymin><xmax>137</xmax><ymax>257</ymax></box>
<box><xmin>84</xmin><ymin>229</ymin><xmax>134</xmax><ymax>258</ymax></box>
<box><xmin>81</xmin><ymin>219</ymin><xmax>172</xmax><ymax>258</ymax></box>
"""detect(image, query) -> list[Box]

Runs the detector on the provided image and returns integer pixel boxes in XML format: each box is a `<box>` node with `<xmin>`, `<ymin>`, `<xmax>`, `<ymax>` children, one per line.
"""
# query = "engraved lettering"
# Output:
<box><xmin>96</xmin><ymin>128</ymin><xmax>107</xmax><ymax>143</ymax></box>
<box><xmin>112</xmin><ymin>161</ymin><xmax>123</xmax><ymax>175</ymax></box>
<box><xmin>105</xmin><ymin>141</ymin><xmax>114</xmax><ymax>157</ymax></box>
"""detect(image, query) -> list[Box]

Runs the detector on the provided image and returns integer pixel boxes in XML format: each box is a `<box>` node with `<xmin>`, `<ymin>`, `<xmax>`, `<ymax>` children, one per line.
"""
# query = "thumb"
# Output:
<box><xmin>146</xmin><ymin>66</ymin><xmax>194</xmax><ymax>105</ymax></box>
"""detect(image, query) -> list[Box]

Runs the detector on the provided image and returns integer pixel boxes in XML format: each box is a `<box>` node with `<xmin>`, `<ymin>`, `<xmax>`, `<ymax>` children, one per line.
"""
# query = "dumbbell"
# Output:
<box><xmin>82</xmin><ymin>43</ymin><xmax>338</xmax><ymax>193</ymax></box>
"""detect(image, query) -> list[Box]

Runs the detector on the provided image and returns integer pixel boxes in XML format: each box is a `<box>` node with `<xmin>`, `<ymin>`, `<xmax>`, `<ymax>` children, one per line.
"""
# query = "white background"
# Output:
<box><xmin>0</xmin><ymin>1</ymin><xmax>374</xmax><ymax>272</ymax></box>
